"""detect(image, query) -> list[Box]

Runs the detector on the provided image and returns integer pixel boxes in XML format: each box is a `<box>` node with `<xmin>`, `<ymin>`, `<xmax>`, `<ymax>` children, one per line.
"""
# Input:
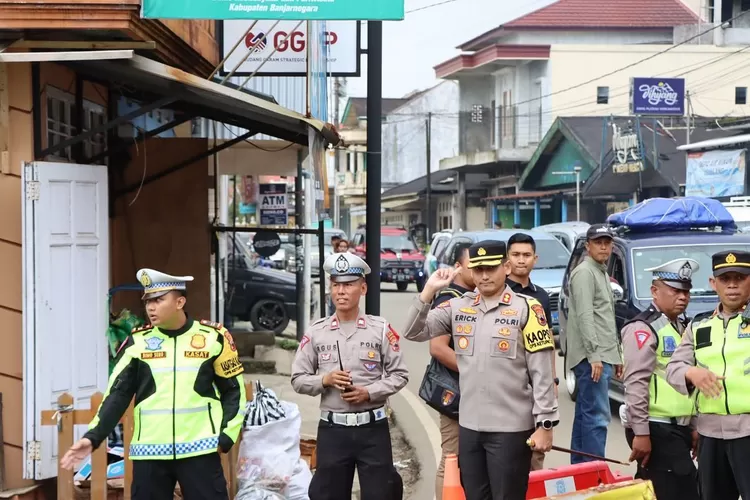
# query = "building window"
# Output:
<box><xmin>736</xmin><ymin>87</ymin><xmax>747</xmax><ymax>105</ymax></box>
<box><xmin>46</xmin><ymin>87</ymin><xmax>106</xmax><ymax>164</ymax></box>
<box><xmin>597</xmin><ymin>86</ymin><xmax>609</xmax><ymax>104</ymax></box>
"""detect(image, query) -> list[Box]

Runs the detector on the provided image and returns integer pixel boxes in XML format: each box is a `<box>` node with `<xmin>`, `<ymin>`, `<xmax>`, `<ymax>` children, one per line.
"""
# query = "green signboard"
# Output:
<box><xmin>142</xmin><ymin>0</ymin><xmax>404</xmax><ymax>20</ymax></box>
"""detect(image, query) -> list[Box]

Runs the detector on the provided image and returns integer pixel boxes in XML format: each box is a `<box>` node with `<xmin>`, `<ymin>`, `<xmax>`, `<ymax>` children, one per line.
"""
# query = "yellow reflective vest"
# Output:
<box><xmin>84</xmin><ymin>319</ymin><xmax>246</xmax><ymax>460</ymax></box>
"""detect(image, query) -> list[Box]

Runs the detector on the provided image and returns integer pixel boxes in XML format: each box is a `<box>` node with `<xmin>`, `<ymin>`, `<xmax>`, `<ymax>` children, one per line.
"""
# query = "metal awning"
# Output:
<box><xmin>382</xmin><ymin>196</ymin><xmax>421</xmax><ymax>209</ymax></box>
<box><xmin>677</xmin><ymin>134</ymin><xmax>750</xmax><ymax>152</ymax></box>
<box><xmin>65</xmin><ymin>54</ymin><xmax>339</xmax><ymax>146</ymax></box>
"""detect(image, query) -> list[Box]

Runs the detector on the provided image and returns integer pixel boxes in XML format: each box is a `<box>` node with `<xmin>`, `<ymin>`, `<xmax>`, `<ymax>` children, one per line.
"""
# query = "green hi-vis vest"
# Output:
<box><xmin>692</xmin><ymin>311</ymin><xmax>750</xmax><ymax>415</ymax></box>
<box><xmin>627</xmin><ymin>307</ymin><xmax>694</xmax><ymax>419</ymax></box>
<box><xmin>89</xmin><ymin>320</ymin><xmax>246</xmax><ymax>460</ymax></box>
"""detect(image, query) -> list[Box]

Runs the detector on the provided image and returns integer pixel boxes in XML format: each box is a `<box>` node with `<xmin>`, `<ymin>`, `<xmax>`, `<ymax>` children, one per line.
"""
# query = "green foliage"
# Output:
<box><xmin>277</xmin><ymin>338</ymin><xmax>300</xmax><ymax>351</ymax></box>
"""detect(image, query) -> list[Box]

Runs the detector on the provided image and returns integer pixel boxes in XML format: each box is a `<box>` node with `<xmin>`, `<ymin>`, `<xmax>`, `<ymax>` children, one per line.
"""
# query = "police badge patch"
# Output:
<box><xmin>441</xmin><ymin>389</ymin><xmax>456</xmax><ymax>406</ymax></box>
<box><xmin>335</xmin><ymin>254</ymin><xmax>350</xmax><ymax>273</ymax></box>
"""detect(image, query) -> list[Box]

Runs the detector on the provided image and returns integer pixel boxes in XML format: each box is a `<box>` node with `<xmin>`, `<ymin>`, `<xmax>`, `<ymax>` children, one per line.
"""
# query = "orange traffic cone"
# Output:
<box><xmin>442</xmin><ymin>453</ymin><xmax>466</xmax><ymax>500</ymax></box>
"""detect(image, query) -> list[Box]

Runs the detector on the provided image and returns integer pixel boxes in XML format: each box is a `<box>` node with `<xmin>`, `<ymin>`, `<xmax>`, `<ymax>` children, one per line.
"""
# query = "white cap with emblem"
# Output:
<box><xmin>644</xmin><ymin>258</ymin><xmax>699</xmax><ymax>291</ymax></box>
<box><xmin>137</xmin><ymin>268</ymin><xmax>194</xmax><ymax>299</ymax></box>
<box><xmin>323</xmin><ymin>252</ymin><xmax>371</xmax><ymax>283</ymax></box>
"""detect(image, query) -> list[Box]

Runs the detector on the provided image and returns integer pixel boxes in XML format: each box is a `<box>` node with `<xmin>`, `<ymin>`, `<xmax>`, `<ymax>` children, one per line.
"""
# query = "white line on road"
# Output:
<box><xmin>398</xmin><ymin>386</ymin><xmax>442</xmax><ymax>466</ymax></box>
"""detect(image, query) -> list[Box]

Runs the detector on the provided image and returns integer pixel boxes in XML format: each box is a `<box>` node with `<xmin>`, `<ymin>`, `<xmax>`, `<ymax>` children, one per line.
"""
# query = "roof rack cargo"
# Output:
<box><xmin>607</xmin><ymin>197</ymin><xmax>737</xmax><ymax>233</ymax></box>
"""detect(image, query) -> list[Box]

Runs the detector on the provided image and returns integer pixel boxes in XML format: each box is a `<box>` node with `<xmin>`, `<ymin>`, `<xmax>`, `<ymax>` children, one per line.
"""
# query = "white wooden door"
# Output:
<box><xmin>22</xmin><ymin>161</ymin><xmax>109</xmax><ymax>480</ymax></box>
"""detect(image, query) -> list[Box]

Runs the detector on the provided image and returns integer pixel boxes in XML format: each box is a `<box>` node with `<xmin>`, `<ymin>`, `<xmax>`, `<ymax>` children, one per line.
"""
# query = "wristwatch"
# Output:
<box><xmin>537</xmin><ymin>419</ymin><xmax>554</xmax><ymax>430</ymax></box>
<box><xmin>553</xmin><ymin>377</ymin><xmax>560</xmax><ymax>386</ymax></box>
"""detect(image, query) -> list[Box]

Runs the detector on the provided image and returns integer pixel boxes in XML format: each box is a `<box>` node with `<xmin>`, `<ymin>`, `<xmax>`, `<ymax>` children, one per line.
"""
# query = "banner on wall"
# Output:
<box><xmin>685</xmin><ymin>149</ymin><xmax>746</xmax><ymax>198</ymax></box>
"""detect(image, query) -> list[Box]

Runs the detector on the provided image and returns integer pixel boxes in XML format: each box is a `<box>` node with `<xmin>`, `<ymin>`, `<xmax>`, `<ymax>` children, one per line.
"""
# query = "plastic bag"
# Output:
<box><xmin>236</xmin><ymin>381</ymin><xmax>311</xmax><ymax>500</ymax></box>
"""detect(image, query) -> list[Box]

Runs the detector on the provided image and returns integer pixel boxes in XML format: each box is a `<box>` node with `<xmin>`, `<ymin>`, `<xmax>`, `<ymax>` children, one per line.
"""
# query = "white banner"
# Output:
<box><xmin>220</xmin><ymin>20</ymin><xmax>360</xmax><ymax>77</ymax></box>
<box><xmin>685</xmin><ymin>149</ymin><xmax>746</xmax><ymax>198</ymax></box>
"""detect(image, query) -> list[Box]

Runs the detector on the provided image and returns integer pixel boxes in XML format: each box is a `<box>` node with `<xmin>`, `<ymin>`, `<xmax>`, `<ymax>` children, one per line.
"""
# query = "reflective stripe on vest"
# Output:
<box><xmin>647</xmin><ymin>315</ymin><xmax>695</xmax><ymax>418</ymax></box>
<box><xmin>694</xmin><ymin>314</ymin><xmax>750</xmax><ymax>415</ymax></box>
<box><xmin>129</xmin><ymin>325</ymin><xmax>223</xmax><ymax>460</ymax></box>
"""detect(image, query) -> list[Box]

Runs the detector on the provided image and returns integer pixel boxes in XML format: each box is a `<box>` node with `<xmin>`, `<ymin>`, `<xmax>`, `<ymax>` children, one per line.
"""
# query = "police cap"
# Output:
<box><xmin>323</xmin><ymin>252</ymin><xmax>371</xmax><ymax>283</ymax></box>
<box><xmin>712</xmin><ymin>250</ymin><xmax>750</xmax><ymax>276</ymax></box>
<box><xmin>644</xmin><ymin>258</ymin><xmax>699</xmax><ymax>291</ymax></box>
<box><xmin>137</xmin><ymin>268</ymin><xmax>194</xmax><ymax>300</ymax></box>
<box><xmin>467</xmin><ymin>240</ymin><xmax>506</xmax><ymax>269</ymax></box>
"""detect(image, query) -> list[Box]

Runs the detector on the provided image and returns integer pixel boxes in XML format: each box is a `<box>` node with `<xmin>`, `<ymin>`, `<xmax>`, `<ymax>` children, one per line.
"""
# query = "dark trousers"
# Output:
<box><xmin>698</xmin><ymin>434</ymin><xmax>750</xmax><ymax>500</ymax></box>
<box><xmin>309</xmin><ymin>419</ymin><xmax>402</xmax><ymax>500</ymax></box>
<box><xmin>625</xmin><ymin>423</ymin><xmax>699</xmax><ymax>500</ymax></box>
<box><xmin>131</xmin><ymin>452</ymin><xmax>228</xmax><ymax>500</ymax></box>
<box><xmin>458</xmin><ymin>426</ymin><xmax>533</xmax><ymax>500</ymax></box>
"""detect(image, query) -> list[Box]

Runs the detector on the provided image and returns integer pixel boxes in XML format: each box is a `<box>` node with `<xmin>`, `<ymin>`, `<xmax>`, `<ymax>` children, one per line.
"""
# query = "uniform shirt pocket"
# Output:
<box><xmin>490</xmin><ymin>336</ymin><xmax>517</xmax><ymax>360</ymax></box>
<box><xmin>318</xmin><ymin>352</ymin><xmax>339</xmax><ymax>365</ymax></box>
<box><xmin>359</xmin><ymin>349</ymin><xmax>381</xmax><ymax>373</ymax></box>
<box><xmin>453</xmin><ymin>334</ymin><xmax>475</xmax><ymax>356</ymax></box>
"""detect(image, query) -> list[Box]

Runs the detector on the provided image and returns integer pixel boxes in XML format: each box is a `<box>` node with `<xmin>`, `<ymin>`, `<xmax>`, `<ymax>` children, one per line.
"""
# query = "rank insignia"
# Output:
<box><xmin>500</xmin><ymin>293</ymin><xmax>512</xmax><ymax>304</ymax></box>
<box><xmin>364</xmin><ymin>362</ymin><xmax>378</xmax><ymax>371</ymax></box>
<box><xmin>459</xmin><ymin>307</ymin><xmax>477</xmax><ymax>315</ymax></box>
<box><xmin>502</xmin><ymin>309</ymin><xmax>517</xmax><ymax>316</ymax></box>
<box><xmin>357</xmin><ymin>317</ymin><xmax>366</xmax><ymax>328</ymax></box>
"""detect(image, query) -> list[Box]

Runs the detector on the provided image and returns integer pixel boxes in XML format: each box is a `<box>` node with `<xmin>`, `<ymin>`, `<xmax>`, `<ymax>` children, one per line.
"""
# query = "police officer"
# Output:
<box><xmin>667</xmin><ymin>250</ymin><xmax>750</xmax><ymax>500</ymax></box>
<box><xmin>291</xmin><ymin>252</ymin><xmax>409</xmax><ymax>500</ymax></box>
<box><xmin>61</xmin><ymin>268</ymin><xmax>246</xmax><ymax>500</ymax></box>
<box><xmin>620</xmin><ymin>259</ymin><xmax>700</xmax><ymax>500</ymax></box>
<box><xmin>403</xmin><ymin>241</ymin><xmax>558</xmax><ymax>500</ymax></box>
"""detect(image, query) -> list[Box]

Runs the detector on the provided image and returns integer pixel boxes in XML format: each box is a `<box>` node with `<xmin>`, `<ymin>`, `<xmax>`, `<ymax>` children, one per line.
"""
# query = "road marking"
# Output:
<box><xmin>400</xmin><ymin>386</ymin><xmax>442</xmax><ymax>466</ymax></box>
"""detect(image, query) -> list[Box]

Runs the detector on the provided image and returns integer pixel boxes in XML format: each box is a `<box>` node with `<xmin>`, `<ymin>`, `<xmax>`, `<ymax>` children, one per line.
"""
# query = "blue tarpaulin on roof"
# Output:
<box><xmin>607</xmin><ymin>197</ymin><xmax>736</xmax><ymax>231</ymax></box>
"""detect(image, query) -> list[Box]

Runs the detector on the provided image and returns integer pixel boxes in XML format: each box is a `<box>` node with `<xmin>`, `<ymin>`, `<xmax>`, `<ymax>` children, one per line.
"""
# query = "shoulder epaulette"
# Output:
<box><xmin>366</xmin><ymin>315</ymin><xmax>387</xmax><ymax>326</ymax></box>
<box><xmin>199</xmin><ymin>319</ymin><xmax>224</xmax><ymax>331</ymax></box>
<box><xmin>463</xmin><ymin>291</ymin><xmax>478</xmax><ymax>299</ymax></box>
<box><xmin>131</xmin><ymin>324</ymin><xmax>153</xmax><ymax>335</ymax></box>
<box><xmin>309</xmin><ymin>317</ymin><xmax>328</xmax><ymax>329</ymax></box>
<box><xmin>691</xmin><ymin>310</ymin><xmax>715</xmax><ymax>324</ymax></box>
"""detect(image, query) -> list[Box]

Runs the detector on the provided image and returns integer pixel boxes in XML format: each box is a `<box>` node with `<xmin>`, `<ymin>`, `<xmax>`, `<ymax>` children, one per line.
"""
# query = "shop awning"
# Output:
<box><xmin>484</xmin><ymin>190</ymin><xmax>567</xmax><ymax>201</ymax></box>
<box><xmin>382</xmin><ymin>196</ymin><xmax>420</xmax><ymax>209</ymax></box>
<box><xmin>66</xmin><ymin>54</ymin><xmax>339</xmax><ymax>147</ymax></box>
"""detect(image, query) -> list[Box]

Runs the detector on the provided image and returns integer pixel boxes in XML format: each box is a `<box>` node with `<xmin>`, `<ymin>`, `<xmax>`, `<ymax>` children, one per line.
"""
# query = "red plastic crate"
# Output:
<box><xmin>526</xmin><ymin>461</ymin><xmax>633</xmax><ymax>499</ymax></box>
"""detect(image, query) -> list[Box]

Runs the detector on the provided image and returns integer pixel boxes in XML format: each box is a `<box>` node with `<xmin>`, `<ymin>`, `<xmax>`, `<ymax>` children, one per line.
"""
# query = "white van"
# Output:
<box><xmin>723</xmin><ymin>196</ymin><xmax>750</xmax><ymax>232</ymax></box>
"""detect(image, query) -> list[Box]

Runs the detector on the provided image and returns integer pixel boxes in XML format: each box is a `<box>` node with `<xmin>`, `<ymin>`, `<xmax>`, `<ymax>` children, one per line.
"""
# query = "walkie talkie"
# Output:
<box><xmin>336</xmin><ymin>341</ymin><xmax>353</xmax><ymax>392</ymax></box>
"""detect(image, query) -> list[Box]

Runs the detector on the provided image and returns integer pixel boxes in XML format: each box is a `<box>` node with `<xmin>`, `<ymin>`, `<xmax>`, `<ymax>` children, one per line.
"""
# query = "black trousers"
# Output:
<box><xmin>698</xmin><ymin>434</ymin><xmax>750</xmax><ymax>500</ymax></box>
<box><xmin>624</xmin><ymin>423</ymin><xmax>699</xmax><ymax>500</ymax></box>
<box><xmin>309</xmin><ymin>418</ymin><xmax>402</xmax><ymax>500</ymax></box>
<box><xmin>458</xmin><ymin>426</ymin><xmax>534</xmax><ymax>500</ymax></box>
<box><xmin>131</xmin><ymin>452</ymin><xmax>228</xmax><ymax>500</ymax></box>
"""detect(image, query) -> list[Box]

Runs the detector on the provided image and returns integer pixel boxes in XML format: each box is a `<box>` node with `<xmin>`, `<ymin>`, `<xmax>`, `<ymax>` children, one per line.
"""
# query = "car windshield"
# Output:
<box><xmin>533</xmin><ymin>239</ymin><xmax>572</xmax><ymax>269</ymax></box>
<box><xmin>632</xmin><ymin>243</ymin><xmax>750</xmax><ymax>299</ymax></box>
<box><xmin>230</xmin><ymin>239</ymin><xmax>259</xmax><ymax>268</ymax></box>
<box><xmin>382</xmin><ymin>233</ymin><xmax>417</xmax><ymax>252</ymax></box>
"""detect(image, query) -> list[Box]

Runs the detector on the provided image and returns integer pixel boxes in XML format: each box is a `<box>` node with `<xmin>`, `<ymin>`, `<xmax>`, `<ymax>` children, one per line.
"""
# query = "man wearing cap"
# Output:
<box><xmin>60</xmin><ymin>269</ymin><xmax>246</xmax><ymax>500</ymax></box>
<box><xmin>566</xmin><ymin>223</ymin><xmax>623</xmax><ymax>464</ymax></box>
<box><xmin>667</xmin><ymin>250</ymin><xmax>750</xmax><ymax>500</ymax></box>
<box><xmin>620</xmin><ymin>259</ymin><xmax>700</xmax><ymax>500</ymax></box>
<box><xmin>402</xmin><ymin>240</ymin><xmax>558</xmax><ymax>500</ymax></box>
<box><xmin>291</xmin><ymin>252</ymin><xmax>409</xmax><ymax>500</ymax></box>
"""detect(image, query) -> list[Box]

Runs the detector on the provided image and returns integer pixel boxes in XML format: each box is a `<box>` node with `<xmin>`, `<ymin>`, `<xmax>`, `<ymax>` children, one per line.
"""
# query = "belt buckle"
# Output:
<box><xmin>345</xmin><ymin>413</ymin><xmax>358</xmax><ymax>426</ymax></box>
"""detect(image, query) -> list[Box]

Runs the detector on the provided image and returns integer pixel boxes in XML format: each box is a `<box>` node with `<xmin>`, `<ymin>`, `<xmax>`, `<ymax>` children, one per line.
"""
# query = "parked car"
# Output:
<box><xmin>535</xmin><ymin>221</ymin><xmax>590</xmax><ymax>252</ymax></box>
<box><xmin>558</xmin><ymin>227</ymin><xmax>750</xmax><ymax>404</ymax></box>
<box><xmin>351</xmin><ymin>224</ymin><xmax>426</xmax><ymax>291</ymax></box>
<box><xmin>437</xmin><ymin>229</ymin><xmax>570</xmax><ymax>336</ymax></box>
<box><xmin>225</xmin><ymin>240</ymin><xmax>317</xmax><ymax>334</ymax></box>
<box><xmin>310</xmin><ymin>228</ymin><xmax>347</xmax><ymax>277</ymax></box>
<box><xmin>423</xmin><ymin>230</ymin><xmax>453</xmax><ymax>279</ymax></box>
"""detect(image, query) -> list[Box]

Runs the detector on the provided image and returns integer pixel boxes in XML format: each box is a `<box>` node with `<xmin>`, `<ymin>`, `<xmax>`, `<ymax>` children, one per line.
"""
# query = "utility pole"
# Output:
<box><xmin>365</xmin><ymin>21</ymin><xmax>382</xmax><ymax>315</ymax></box>
<box><xmin>425</xmin><ymin>112</ymin><xmax>432</xmax><ymax>240</ymax></box>
<box><xmin>333</xmin><ymin>77</ymin><xmax>341</xmax><ymax>228</ymax></box>
<box><xmin>686</xmin><ymin>90</ymin><xmax>691</xmax><ymax>146</ymax></box>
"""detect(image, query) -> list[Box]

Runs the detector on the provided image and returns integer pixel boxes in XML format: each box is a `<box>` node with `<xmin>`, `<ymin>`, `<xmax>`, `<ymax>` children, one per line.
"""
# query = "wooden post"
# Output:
<box><xmin>0</xmin><ymin>393</ymin><xmax>6</xmax><ymax>491</ymax></box>
<box><xmin>89</xmin><ymin>393</ymin><xmax>107</xmax><ymax>500</ymax></box>
<box><xmin>41</xmin><ymin>393</ymin><xmax>75</xmax><ymax>500</ymax></box>
<box><xmin>123</xmin><ymin>401</ymin><xmax>134</xmax><ymax>500</ymax></box>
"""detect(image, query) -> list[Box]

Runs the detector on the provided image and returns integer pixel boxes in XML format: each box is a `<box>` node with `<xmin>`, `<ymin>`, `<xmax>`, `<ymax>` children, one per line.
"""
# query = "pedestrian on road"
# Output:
<box><xmin>667</xmin><ymin>250</ymin><xmax>750</xmax><ymax>500</ymax></box>
<box><xmin>423</xmin><ymin>242</ymin><xmax>474</xmax><ymax>500</ymax></box>
<box><xmin>291</xmin><ymin>252</ymin><xmax>409</xmax><ymax>500</ymax></box>
<box><xmin>566</xmin><ymin>223</ymin><xmax>623</xmax><ymax>464</ymax></box>
<box><xmin>61</xmin><ymin>268</ymin><xmax>246</xmax><ymax>500</ymax></box>
<box><xmin>505</xmin><ymin>233</ymin><xmax>559</xmax><ymax>471</ymax></box>
<box><xmin>403</xmin><ymin>240</ymin><xmax>558</xmax><ymax>500</ymax></box>
<box><xmin>620</xmin><ymin>258</ymin><xmax>700</xmax><ymax>500</ymax></box>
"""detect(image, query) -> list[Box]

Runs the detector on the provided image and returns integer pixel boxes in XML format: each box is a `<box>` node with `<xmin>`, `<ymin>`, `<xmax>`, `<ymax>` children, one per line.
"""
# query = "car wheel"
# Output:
<box><xmin>396</xmin><ymin>282</ymin><xmax>408</xmax><ymax>292</ymax></box>
<box><xmin>564</xmin><ymin>353</ymin><xmax>578</xmax><ymax>402</ymax></box>
<box><xmin>249</xmin><ymin>299</ymin><xmax>290</xmax><ymax>335</ymax></box>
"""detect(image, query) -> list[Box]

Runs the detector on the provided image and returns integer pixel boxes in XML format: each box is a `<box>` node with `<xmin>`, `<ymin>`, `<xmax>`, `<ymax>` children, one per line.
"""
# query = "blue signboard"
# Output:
<box><xmin>630</xmin><ymin>77</ymin><xmax>685</xmax><ymax>116</ymax></box>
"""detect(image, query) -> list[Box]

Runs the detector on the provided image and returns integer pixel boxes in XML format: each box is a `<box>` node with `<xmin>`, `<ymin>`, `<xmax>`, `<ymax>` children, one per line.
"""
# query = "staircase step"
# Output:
<box><xmin>240</xmin><ymin>357</ymin><xmax>277</xmax><ymax>374</ymax></box>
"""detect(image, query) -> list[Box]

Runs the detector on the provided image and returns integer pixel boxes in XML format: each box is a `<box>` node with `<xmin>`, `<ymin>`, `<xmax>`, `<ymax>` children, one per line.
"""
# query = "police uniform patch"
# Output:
<box><xmin>635</xmin><ymin>330</ymin><xmax>651</xmax><ymax>350</ymax></box>
<box><xmin>131</xmin><ymin>324</ymin><xmax>153</xmax><ymax>334</ymax></box>
<box><xmin>498</xmin><ymin>327</ymin><xmax>511</xmax><ymax>336</ymax></box>
<box><xmin>501</xmin><ymin>309</ymin><xmax>517</xmax><ymax>316</ymax></box>
<box><xmin>464</xmin><ymin>325</ymin><xmax>472</xmax><ymax>334</ymax></box>
<box><xmin>523</xmin><ymin>328</ymin><xmax>553</xmax><ymax>352</ymax></box>
<box><xmin>199</xmin><ymin>319</ymin><xmax>223</xmax><ymax>331</ymax></box>
<box><xmin>438</xmin><ymin>301</ymin><xmax>451</xmax><ymax>309</ymax></box>
<box><xmin>190</xmin><ymin>334</ymin><xmax>206</xmax><ymax>349</ymax></box>
<box><xmin>363</xmin><ymin>362</ymin><xmax>378</xmax><ymax>371</ymax></box>
<box><xmin>185</xmin><ymin>351</ymin><xmax>210</xmax><ymax>359</ymax></box>
<box><xmin>145</xmin><ymin>337</ymin><xmax>164</xmax><ymax>351</ymax></box>
<box><xmin>662</xmin><ymin>336</ymin><xmax>677</xmax><ymax>356</ymax></box>
<box><xmin>335</xmin><ymin>254</ymin><xmax>350</xmax><ymax>273</ymax></box>
<box><xmin>368</xmin><ymin>351</ymin><xmax>376</xmax><ymax>359</ymax></box>
<box><xmin>299</xmin><ymin>335</ymin><xmax>311</xmax><ymax>351</ymax></box>
<box><xmin>531</xmin><ymin>303</ymin><xmax>547</xmax><ymax>327</ymax></box>
<box><xmin>224</xmin><ymin>332</ymin><xmax>237</xmax><ymax>351</ymax></box>
<box><xmin>457</xmin><ymin>336</ymin><xmax>469</xmax><ymax>349</ymax></box>
<box><xmin>459</xmin><ymin>307</ymin><xmax>477</xmax><ymax>314</ymax></box>
<box><xmin>497</xmin><ymin>340</ymin><xmax>510</xmax><ymax>352</ymax></box>
<box><xmin>472</xmin><ymin>295</ymin><xmax>481</xmax><ymax>306</ymax></box>
<box><xmin>141</xmin><ymin>351</ymin><xmax>167</xmax><ymax>359</ymax></box>
<box><xmin>386</xmin><ymin>325</ymin><xmax>400</xmax><ymax>345</ymax></box>
<box><xmin>501</xmin><ymin>293</ymin><xmax>512</xmax><ymax>304</ymax></box>
<box><xmin>357</xmin><ymin>317</ymin><xmax>367</xmax><ymax>328</ymax></box>
<box><xmin>739</xmin><ymin>324</ymin><xmax>750</xmax><ymax>339</ymax></box>
<box><xmin>456</xmin><ymin>325</ymin><xmax>464</xmax><ymax>334</ymax></box>
<box><xmin>441</xmin><ymin>389</ymin><xmax>456</xmax><ymax>406</ymax></box>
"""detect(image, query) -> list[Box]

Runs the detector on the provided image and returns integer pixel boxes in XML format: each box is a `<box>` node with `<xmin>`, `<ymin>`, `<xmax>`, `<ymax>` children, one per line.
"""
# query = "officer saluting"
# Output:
<box><xmin>667</xmin><ymin>250</ymin><xmax>750</xmax><ymax>500</ymax></box>
<box><xmin>61</xmin><ymin>269</ymin><xmax>246</xmax><ymax>500</ymax></box>
<box><xmin>291</xmin><ymin>252</ymin><xmax>409</xmax><ymax>500</ymax></box>
<box><xmin>402</xmin><ymin>241</ymin><xmax>558</xmax><ymax>500</ymax></box>
<box><xmin>620</xmin><ymin>259</ymin><xmax>700</xmax><ymax>500</ymax></box>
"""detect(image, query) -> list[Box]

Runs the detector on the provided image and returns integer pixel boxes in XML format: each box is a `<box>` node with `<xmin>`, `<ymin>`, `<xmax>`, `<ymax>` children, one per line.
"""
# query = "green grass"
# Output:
<box><xmin>276</xmin><ymin>338</ymin><xmax>300</xmax><ymax>351</ymax></box>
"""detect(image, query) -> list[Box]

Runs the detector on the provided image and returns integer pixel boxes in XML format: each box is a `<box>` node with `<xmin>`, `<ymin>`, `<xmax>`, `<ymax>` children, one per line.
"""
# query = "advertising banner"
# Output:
<box><xmin>685</xmin><ymin>149</ymin><xmax>746</xmax><ymax>198</ymax></box>
<box><xmin>258</xmin><ymin>183</ymin><xmax>289</xmax><ymax>225</ymax></box>
<box><xmin>220</xmin><ymin>20</ymin><xmax>359</xmax><ymax>77</ymax></box>
<box><xmin>630</xmin><ymin>77</ymin><xmax>685</xmax><ymax>116</ymax></box>
<box><xmin>142</xmin><ymin>0</ymin><xmax>404</xmax><ymax>20</ymax></box>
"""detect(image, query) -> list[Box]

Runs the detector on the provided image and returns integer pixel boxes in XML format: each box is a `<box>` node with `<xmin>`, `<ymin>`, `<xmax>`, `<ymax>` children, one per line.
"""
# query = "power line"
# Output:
<box><xmin>405</xmin><ymin>0</ymin><xmax>456</xmax><ymax>14</ymax></box>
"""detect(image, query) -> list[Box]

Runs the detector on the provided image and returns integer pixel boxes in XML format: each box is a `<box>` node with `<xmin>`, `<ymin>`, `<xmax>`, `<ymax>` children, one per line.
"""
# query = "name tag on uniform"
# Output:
<box><xmin>738</xmin><ymin>324</ymin><xmax>750</xmax><ymax>339</ymax></box>
<box><xmin>141</xmin><ymin>351</ymin><xmax>166</xmax><ymax>359</ymax></box>
<box><xmin>185</xmin><ymin>351</ymin><xmax>210</xmax><ymax>358</ymax></box>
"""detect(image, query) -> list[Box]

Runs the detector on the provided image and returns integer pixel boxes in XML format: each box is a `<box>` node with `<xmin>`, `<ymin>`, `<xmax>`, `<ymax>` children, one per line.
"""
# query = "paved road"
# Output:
<box><xmin>377</xmin><ymin>283</ymin><xmax>637</xmax><ymax>499</ymax></box>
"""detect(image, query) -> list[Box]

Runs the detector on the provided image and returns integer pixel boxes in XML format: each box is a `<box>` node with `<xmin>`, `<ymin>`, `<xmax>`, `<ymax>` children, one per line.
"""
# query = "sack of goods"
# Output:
<box><xmin>236</xmin><ymin>380</ymin><xmax>312</xmax><ymax>500</ymax></box>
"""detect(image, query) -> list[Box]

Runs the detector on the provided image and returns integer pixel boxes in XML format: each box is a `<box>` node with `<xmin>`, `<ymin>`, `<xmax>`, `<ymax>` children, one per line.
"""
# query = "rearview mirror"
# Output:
<box><xmin>610</xmin><ymin>282</ymin><xmax>625</xmax><ymax>301</ymax></box>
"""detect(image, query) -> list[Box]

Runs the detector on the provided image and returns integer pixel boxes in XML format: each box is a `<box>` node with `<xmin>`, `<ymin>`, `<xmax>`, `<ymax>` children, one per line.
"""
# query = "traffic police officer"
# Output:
<box><xmin>61</xmin><ymin>269</ymin><xmax>246</xmax><ymax>500</ymax></box>
<box><xmin>667</xmin><ymin>250</ymin><xmax>750</xmax><ymax>500</ymax></box>
<box><xmin>620</xmin><ymin>259</ymin><xmax>700</xmax><ymax>500</ymax></box>
<box><xmin>291</xmin><ymin>252</ymin><xmax>409</xmax><ymax>500</ymax></box>
<box><xmin>403</xmin><ymin>241</ymin><xmax>558</xmax><ymax>500</ymax></box>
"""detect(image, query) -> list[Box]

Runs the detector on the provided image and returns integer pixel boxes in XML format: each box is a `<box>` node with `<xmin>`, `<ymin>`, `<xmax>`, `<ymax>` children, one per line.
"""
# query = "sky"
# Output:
<box><xmin>341</xmin><ymin>0</ymin><xmax>557</xmax><ymax>100</ymax></box>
